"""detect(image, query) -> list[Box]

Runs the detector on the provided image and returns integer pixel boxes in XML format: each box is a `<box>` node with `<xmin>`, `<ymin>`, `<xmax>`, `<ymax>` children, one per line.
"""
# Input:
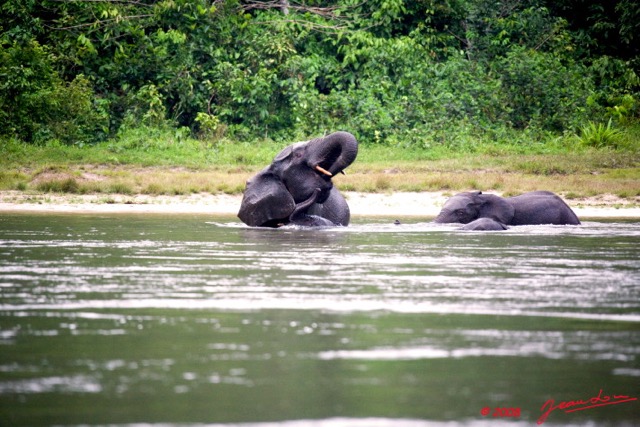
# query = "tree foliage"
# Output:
<box><xmin>0</xmin><ymin>0</ymin><xmax>638</xmax><ymax>146</ymax></box>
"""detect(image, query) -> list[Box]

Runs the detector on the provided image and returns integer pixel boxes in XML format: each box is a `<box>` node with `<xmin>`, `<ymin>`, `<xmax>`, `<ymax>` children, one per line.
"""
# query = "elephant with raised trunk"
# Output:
<box><xmin>238</xmin><ymin>131</ymin><xmax>358</xmax><ymax>227</ymax></box>
<box><xmin>435</xmin><ymin>191</ymin><xmax>580</xmax><ymax>229</ymax></box>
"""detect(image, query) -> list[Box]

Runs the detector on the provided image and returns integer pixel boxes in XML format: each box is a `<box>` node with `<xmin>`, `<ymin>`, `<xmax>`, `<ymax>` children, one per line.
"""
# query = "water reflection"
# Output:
<box><xmin>0</xmin><ymin>214</ymin><xmax>638</xmax><ymax>426</ymax></box>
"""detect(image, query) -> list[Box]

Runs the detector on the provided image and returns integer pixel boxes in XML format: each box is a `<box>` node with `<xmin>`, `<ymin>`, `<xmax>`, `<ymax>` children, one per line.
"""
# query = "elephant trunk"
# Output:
<box><xmin>289</xmin><ymin>188</ymin><xmax>321</xmax><ymax>222</ymax></box>
<box><xmin>306</xmin><ymin>131</ymin><xmax>358</xmax><ymax>176</ymax></box>
<box><xmin>433</xmin><ymin>210</ymin><xmax>452</xmax><ymax>223</ymax></box>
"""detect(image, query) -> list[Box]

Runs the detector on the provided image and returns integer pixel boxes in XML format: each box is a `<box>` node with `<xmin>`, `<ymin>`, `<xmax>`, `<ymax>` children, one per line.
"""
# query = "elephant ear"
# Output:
<box><xmin>273</xmin><ymin>141</ymin><xmax>306</xmax><ymax>163</ymax></box>
<box><xmin>237</xmin><ymin>170</ymin><xmax>295</xmax><ymax>227</ymax></box>
<box><xmin>478</xmin><ymin>194</ymin><xmax>515</xmax><ymax>224</ymax></box>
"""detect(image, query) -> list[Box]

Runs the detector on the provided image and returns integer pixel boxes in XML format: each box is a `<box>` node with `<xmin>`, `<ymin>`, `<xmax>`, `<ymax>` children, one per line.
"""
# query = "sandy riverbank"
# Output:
<box><xmin>1</xmin><ymin>191</ymin><xmax>639</xmax><ymax>218</ymax></box>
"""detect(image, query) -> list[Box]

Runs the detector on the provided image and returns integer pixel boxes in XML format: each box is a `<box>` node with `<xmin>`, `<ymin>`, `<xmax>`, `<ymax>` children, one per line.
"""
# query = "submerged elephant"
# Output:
<box><xmin>459</xmin><ymin>217</ymin><xmax>509</xmax><ymax>231</ymax></box>
<box><xmin>434</xmin><ymin>191</ymin><xmax>580</xmax><ymax>228</ymax></box>
<box><xmin>238</xmin><ymin>131</ymin><xmax>358</xmax><ymax>227</ymax></box>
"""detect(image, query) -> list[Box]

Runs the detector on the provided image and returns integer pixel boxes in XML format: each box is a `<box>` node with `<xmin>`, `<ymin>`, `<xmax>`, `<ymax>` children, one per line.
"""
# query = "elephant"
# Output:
<box><xmin>459</xmin><ymin>217</ymin><xmax>509</xmax><ymax>231</ymax></box>
<box><xmin>287</xmin><ymin>188</ymin><xmax>336</xmax><ymax>227</ymax></box>
<box><xmin>434</xmin><ymin>191</ymin><xmax>580</xmax><ymax>227</ymax></box>
<box><xmin>238</xmin><ymin>131</ymin><xmax>358</xmax><ymax>227</ymax></box>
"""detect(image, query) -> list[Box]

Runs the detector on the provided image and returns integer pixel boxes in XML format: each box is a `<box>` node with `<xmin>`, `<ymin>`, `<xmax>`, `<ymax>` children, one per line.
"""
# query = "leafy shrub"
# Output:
<box><xmin>495</xmin><ymin>47</ymin><xmax>593</xmax><ymax>131</ymax></box>
<box><xmin>194</xmin><ymin>112</ymin><xmax>226</xmax><ymax>141</ymax></box>
<box><xmin>578</xmin><ymin>119</ymin><xmax>624</xmax><ymax>149</ymax></box>
<box><xmin>586</xmin><ymin>56</ymin><xmax>640</xmax><ymax>125</ymax></box>
<box><xmin>2</xmin><ymin>0</ymin><xmax>638</xmax><ymax>148</ymax></box>
<box><xmin>606</xmin><ymin>94</ymin><xmax>639</xmax><ymax>125</ymax></box>
<box><xmin>0</xmin><ymin>41</ymin><xmax>108</xmax><ymax>145</ymax></box>
<box><xmin>119</xmin><ymin>84</ymin><xmax>168</xmax><ymax>129</ymax></box>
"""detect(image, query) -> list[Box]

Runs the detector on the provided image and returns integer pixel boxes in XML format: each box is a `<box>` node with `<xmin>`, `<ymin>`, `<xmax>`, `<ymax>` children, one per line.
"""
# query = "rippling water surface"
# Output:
<box><xmin>0</xmin><ymin>213</ymin><xmax>638</xmax><ymax>426</ymax></box>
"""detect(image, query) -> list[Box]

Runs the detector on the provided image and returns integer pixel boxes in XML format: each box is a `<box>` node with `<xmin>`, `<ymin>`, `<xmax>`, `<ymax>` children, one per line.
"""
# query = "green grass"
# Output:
<box><xmin>1</xmin><ymin>123</ymin><xmax>638</xmax><ymax>200</ymax></box>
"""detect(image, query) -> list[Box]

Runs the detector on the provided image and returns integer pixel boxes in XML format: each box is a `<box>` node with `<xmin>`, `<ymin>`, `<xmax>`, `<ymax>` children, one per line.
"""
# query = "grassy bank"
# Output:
<box><xmin>1</xmin><ymin>126</ymin><xmax>639</xmax><ymax>204</ymax></box>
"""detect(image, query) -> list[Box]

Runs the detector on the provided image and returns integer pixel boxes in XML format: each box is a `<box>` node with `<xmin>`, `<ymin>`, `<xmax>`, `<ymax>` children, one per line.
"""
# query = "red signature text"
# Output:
<box><xmin>538</xmin><ymin>389</ymin><xmax>637</xmax><ymax>425</ymax></box>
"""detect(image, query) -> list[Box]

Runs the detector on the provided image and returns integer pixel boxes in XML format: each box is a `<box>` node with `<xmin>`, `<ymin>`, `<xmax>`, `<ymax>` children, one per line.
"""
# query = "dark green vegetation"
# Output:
<box><xmin>1</xmin><ymin>1</ymin><xmax>638</xmax><ymax>200</ymax></box>
<box><xmin>1</xmin><ymin>0</ymin><xmax>639</xmax><ymax>146</ymax></box>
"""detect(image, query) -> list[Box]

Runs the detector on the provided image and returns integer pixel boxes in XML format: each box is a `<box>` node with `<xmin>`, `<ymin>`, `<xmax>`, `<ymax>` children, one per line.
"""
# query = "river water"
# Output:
<box><xmin>0</xmin><ymin>213</ymin><xmax>638</xmax><ymax>426</ymax></box>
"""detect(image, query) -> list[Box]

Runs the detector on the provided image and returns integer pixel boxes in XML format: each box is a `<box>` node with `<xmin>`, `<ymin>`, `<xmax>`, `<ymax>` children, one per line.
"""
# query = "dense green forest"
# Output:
<box><xmin>1</xmin><ymin>0</ymin><xmax>639</xmax><ymax>149</ymax></box>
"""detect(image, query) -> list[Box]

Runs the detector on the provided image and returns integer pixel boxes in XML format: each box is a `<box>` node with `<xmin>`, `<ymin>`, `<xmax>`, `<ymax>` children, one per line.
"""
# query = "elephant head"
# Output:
<box><xmin>238</xmin><ymin>131</ymin><xmax>358</xmax><ymax>227</ymax></box>
<box><xmin>459</xmin><ymin>217</ymin><xmax>509</xmax><ymax>231</ymax></box>
<box><xmin>434</xmin><ymin>191</ymin><xmax>515</xmax><ymax>224</ymax></box>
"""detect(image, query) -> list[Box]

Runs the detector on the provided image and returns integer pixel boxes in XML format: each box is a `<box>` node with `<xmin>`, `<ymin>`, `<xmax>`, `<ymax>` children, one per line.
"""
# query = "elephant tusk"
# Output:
<box><xmin>340</xmin><ymin>170</ymin><xmax>346</xmax><ymax>175</ymax></box>
<box><xmin>315</xmin><ymin>165</ymin><xmax>333</xmax><ymax>177</ymax></box>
